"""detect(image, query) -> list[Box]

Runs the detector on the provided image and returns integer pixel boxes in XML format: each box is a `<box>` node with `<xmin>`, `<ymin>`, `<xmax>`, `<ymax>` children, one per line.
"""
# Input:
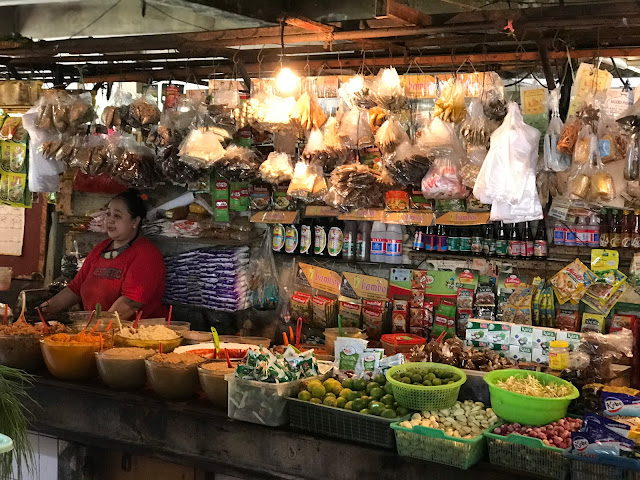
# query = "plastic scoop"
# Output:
<box><xmin>95</xmin><ymin>303</ymin><xmax>102</xmax><ymax>320</ymax></box>
<box><xmin>223</xmin><ymin>348</ymin><xmax>232</xmax><ymax>368</ymax></box>
<box><xmin>337</xmin><ymin>315</ymin><xmax>343</xmax><ymax>337</ymax></box>
<box><xmin>295</xmin><ymin>317</ymin><xmax>302</xmax><ymax>349</ymax></box>
<box><xmin>211</xmin><ymin>327</ymin><xmax>220</xmax><ymax>354</ymax></box>
<box><xmin>113</xmin><ymin>311</ymin><xmax>123</xmax><ymax>332</ymax></box>
<box><xmin>167</xmin><ymin>305</ymin><xmax>173</xmax><ymax>326</ymax></box>
<box><xmin>82</xmin><ymin>310</ymin><xmax>95</xmax><ymax>332</ymax></box>
<box><xmin>105</xmin><ymin>320</ymin><xmax>113</xmax><ymax>332</ymax></box>
<box><xmin>3</xmin><ymin>304</ymin><xmax>7</xmax><ymax>325</ymax></box>
<box><xmin>36</xmin><ymin>307</ymin><xmax>49</xmax><ymax>335</ymax></box>
<box><xmin>133</xmin><ymin>310</ymin><xmax>143</xmax><ymax>329</ymax></box>
<box><xmin>282</xmin><ymin>332</ymin><xmax>289</xmax><ymax>346</ymax></box>
<box><xmin>159</xmin><ymin>342</ymin><xmax>163</xmax><ymax>354</ymax></box>
<box><xmin>289</xmin><ymin>326</ymin><xmax>294</xmax><ymax>342</ymax></box>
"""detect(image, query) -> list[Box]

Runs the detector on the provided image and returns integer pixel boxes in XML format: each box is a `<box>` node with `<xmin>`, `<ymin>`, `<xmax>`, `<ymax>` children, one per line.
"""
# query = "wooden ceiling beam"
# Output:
<box><xmin>284</xmin><ymin>16</ymin><xmax>334</xmax><ymax>34</ymax></box>
<box><xmin>376</xmin><ymin>0</ymin><xmax>432</xmax><ymax>27</ymax></box>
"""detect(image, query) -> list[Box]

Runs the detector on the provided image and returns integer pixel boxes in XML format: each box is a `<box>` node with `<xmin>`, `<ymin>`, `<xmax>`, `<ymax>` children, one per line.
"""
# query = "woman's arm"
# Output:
<box><xmin>108</xmin><ymin>296</ymin><xmax>143</xmax><ymax>321</ymax></box>
<box><xmin>39</xmin><ymin>287</ymin><xmax>81</xmax><ymax>316</ymax></box>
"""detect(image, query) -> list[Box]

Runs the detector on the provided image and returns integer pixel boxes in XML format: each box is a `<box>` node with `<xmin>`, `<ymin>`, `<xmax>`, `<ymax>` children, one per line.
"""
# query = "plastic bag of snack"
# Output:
<box><xmin>481</xmin><ymin>72</ymin><xmax>508</xmax><ymax>122</ymax></box>
<box><xmin>585</xmin><ymin>135</ymin><xmax>616</xmax><ymax>202</ymax></box>
<box><xmin>557</xmin><ymin>116</ymin><xmax>583</xmax><ymax>156</ymax></box>
<box><xmin>158</xmin><ymin>145</ymin><xmax>205</xmax><ymax>184</ymax></box>
<box><xmin>544</xmin><ymin>88</ymin><xmax>572</xmax><ymax>172</ymax></box>
<box><xmin>324</xmin><ymin>164</ymin><xmax>383</xmax><ymax>209</ymax></box>
<box><xmin>129</xmin><ymin>95</ymin><xmax>161</xmax><ymax>127</ymax></box>
<box><xmin>178</xmin><ymin>128</ymin><xmax>226</xmax><ymax>168</ymax></box>
<box><xmin>337</xmin><ymin>106</ymin><xmax>374</xmax><ymax>150</ymax></box>
<box><xmin>248</xmin><ymin>234</ymin><xmax>280</xmax><ymax>310</ymax></box>
<box><xmin>106</xmin><ymin>134</ymin><xmax>158</xmax><ymax>187</ymax></box>
<box><xmin>460</xmin><ymin>99</ymin><xmax>490</xmax><ymax>165</ymax></box>
<box><xmin>421</xmin><ymin>147</ymin><xmax>468</xmax><ymax>199</ymax></box>
<box><xmin>301</xmin><ymin>127</ymin><xmax>347</xmax><ymax>174</ymax></box>
<box><xmin>338</xmin><ymin>74</ymin><xmax>376</xmax><ymax>109</ymax></box>
<box><xmin>259</xmin><ymin>152</ymin><xmax>294</xmax><ymax>184</ymax></box>
<box><xmin>287</xmin><ymin>161</ymin><xmax>316</xmax><ymax>201</ymax></box>
<box><xmin>213</xmin><ymin>144</ymin><xmax>261</xmax><ymax>181</ymax></box>
<box><xmin>550</xmin><ymin>258</ymin><xmax>598</xmax><ymax>304</ymax></box>
<box><xmin>434</xmin><ymin>78</ymin><xmax>466</xmax><ymax>123</ymax></box>
<box><xmin>383</xmin><ymin>140</ymin><xmax>431</xmax><ymax>187</ymax></box>
<box><xmin>598</xmin><ymin>113</ymin><xmax>628</xmax><ymax>164</ymax></box>
<box><xmin>290</xmin><ymin>91</ymin><xmax>327</xmax><ymax>130</ymax></box>
<box><xmin>371</xmin><ymin>67</ymin><xmax>407</xmax><ymax>112</ymax></box>
<box><xmin>375</xmin><ymin>117</ymin><xmax>409</xmax><ymax>154</ymax></box>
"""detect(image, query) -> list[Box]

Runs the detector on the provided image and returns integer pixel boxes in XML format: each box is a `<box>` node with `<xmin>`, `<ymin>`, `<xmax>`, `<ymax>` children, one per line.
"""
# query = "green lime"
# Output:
<box><xmin>366</xmin><ymin>382</ymin><xmax>380</xmax><ymax>394</ymax></box>
<box><xmin>339</xmin><ymin>388</ymin><xmax>353</xmax><ymax>399</ymax></box>
<box><xmin>384</xmin><ymin>383</ymin><xmax>394</xmax><ymax>394</ymax></box>
<box><xmin>452</xmin><ymin>374</ymin><xmax>461</xmax><ymax>382</ymax></box>
<box><xmin>422</xmin><ymin>379</ymin><xmax>432</xmax><ymax>386</ymax></box>
<box><xmin>348</xmin><ymin>391</ymin><xmax>361</xmax><ymax>402</ymax></box>
<box><xmin>360</xmin><ymin>396</ymin><xmax>371</xmax><ymax>405</ymax></box>
<box><xmin>353</xmin><ymin>379</ymin><xmax>367</xmax><ymax>392</ymax></box>
<box><xmin>410</xmin><ymin>374</ymin><xmax>423</xmax><ymax>384</ymax></box>
<box><xmin>323</xmin><ymin>379</ymin><xmax>336</xmax><ymax>391</ymax></box>
<box><xmin>369</xmin><ymin>402</ymin><xmax>385</xmax><ymax>416</ymax></box>
<box><xmin>380</xmin><ymin>394</ymin><xmax>395</xmax><ymax>406</ymax></box>
<box><xmin>381</xmin><ymin>409</ymin><xmax>397</xmax><ymax>419</ymax></box>
<box><xmin>310</xmin><ymin>385</ymin><xmax>326</xmax><ymax>398</ymax></box>
<box><xmin>352</xmin><ymin>399</ymin><xmax>366</xmax><ymax>412</ymax></box>
<box><xmin>396</xmin><ymin>406</ymin><xmax>410</xmax><ymax>417</ymax></box>
<box><xmin>373</xmin><ymin>374</ymin><xmax>386</xmax><ymax>386</ymax></box>
<box><xmin>400</xmin><ymin>377</ymin><xmax>411</xmax><ymax>384</ymax></box>
<box><xmin>391</xmin><ymin>372</ymin><xmax>401</xmax><ymax>381</ymax></box>
<box><xmin>427</xmin><ymin>373</ymin><xmax>436</xmax><ymax>381</ymax></box>
<box><xmin>306</xmin><ymin>380</ymin><xmax>322</xmax><ymax>391</ymax></box>
<box><xmin>336</xmin><ymin>397</ymin><xmax>347</xmax><ymax>408</ymax></box>
<box><xmin>432</xmin><ymin>378</ymin><xmax>442</xmax><ymax>386</ymax></box>
<box><xmin>298</xmin><ymin>390</ymin><xmax>312</xmax><ymax>401</ymax></box>
<box><xmin>370</xmin><ymin>387</ymin><xmax>384</xmax><ymax>400</ymax></box>
<box><xmin>310</xmin><ymin>398</ymin><xmax>322</xmax><ymax>404</ymax></box>
<box><xmin>341</xmin><ymin>378</ymin><xmax>354</xmax><ymax>389</ymax></box>
<box><xmin>359</xmin><ymin>408</ymin><xmax>370</xmax><ymax>415</ymax></box>
<box><xmin>325</xmin><ymin>393</ymin><xmax>336</xmax><ymax>399</ymax></box>
<box><xmin>344</xmin><ymin>401</ymin><xmax>354</xmax><ymax>410</ymax></box>
<box><xmin>323</xmin><ymin>396</ymin><xmax>337</xmax><ymax>407</ymax></box>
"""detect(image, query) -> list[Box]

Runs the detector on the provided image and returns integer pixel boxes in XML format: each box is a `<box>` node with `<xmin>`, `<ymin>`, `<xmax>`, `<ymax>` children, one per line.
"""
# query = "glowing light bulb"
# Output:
<box><xmin>276</xmin><ymin>67</ymin><xmax>299</xmax><ymax>94</ymax></box>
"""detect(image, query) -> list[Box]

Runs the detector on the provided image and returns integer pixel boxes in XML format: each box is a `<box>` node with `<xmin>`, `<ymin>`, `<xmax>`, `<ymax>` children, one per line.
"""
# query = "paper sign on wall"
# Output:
<box><xmin>341</xmin><ymin>272</ymin><xmax>389</xmax><ymax>301</ymax></box>
<box><xmin>0</xmin><ymin>205</ymin><xmax>24</xmax><ymax>256</ymax></box>
<box><xmin>298</xmin><ymin>263</ymin><xmax>341</xmax><ymax>296</ymax></box>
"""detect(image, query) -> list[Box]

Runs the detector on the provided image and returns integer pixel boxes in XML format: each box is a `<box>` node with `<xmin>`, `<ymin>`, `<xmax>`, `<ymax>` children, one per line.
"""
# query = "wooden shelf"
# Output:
<box><xmin>64</xmin><ymin>230</ymin><xmax>258</xmax><ymax>248</ymax></box>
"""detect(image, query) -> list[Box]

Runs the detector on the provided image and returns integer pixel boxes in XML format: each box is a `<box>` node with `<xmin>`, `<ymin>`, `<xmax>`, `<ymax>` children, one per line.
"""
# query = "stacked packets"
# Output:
<box><xmin>164</xmin><ymin>247</ymin><xmax>250</xmax><ymax>311</ymax></box>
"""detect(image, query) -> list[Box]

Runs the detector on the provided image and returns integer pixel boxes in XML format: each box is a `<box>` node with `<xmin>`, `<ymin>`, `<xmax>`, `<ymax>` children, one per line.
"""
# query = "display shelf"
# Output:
<box><xmin>408</xmin><ymin>250</ymin><xmax>572</xmax><ymax>270</ymax></box>
<box><xmin>275</xmin><ymin>252</ymin><xmax>414</xmax><ymax>269</ymax></box>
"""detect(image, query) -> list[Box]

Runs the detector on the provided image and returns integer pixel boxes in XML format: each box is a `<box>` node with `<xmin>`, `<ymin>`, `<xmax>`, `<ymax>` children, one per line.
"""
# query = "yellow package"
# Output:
<box><xmin>550</xmin><ymin>258</ymin><xmax>598</xmax><ymax>304</ymax></box>
<box><xmin>581</xmin><ymin>312</ymin><xmax>606</xmax><ymax>333</ymax></box>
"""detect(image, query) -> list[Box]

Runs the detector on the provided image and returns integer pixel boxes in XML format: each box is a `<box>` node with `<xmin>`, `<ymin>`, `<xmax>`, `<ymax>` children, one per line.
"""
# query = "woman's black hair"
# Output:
<box><xmin>111</xmin><ymin>188</ymin><xmax>147</xmax><ymax>225</ymax></box>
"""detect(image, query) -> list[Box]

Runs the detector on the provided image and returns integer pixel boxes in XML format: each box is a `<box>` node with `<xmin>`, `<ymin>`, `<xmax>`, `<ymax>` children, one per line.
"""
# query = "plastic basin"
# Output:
<box><xmin>483</xmin><ymin>369</ymin><xmax>579</xmax><ymax>426</ymax></box>
<box><xmin>0</xmin><ymin>334</ymin><xmax>44</xmax><ymax>371</ymax></box>
<box><xmin>113</xmin><ymin>334</ymin><xmax>182</xmax><ymax>352</ymax></box>
<box><xmin>40</xmin><ymin>339</ymin><xmax>100</xmax><ymax>381</ymax></box>
<box><xmin>96</xmin><ymin>348</ymin><xmax>154</xmax><ymax>389</ymax></box>
<box><xmin>198</xmin><ymin>360</ymin><xmax>238</xmax><ymax>408</ymax></box>
<box><xmin>145</xmin><ymin>357</ymin><xmax>203</xmax><ymax>400</ymax></box>
<box><xmin>137</xmin><ymin>319</ymin><xmax>191</xmax><ymax>333</ymax></box>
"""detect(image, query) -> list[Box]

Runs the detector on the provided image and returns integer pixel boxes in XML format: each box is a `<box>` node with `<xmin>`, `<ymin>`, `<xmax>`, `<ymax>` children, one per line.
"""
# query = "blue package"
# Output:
<box><xmin>573</xmin><ymin>421</ymin><xmax>635</xmax><ymax>457</ymax></box>
<box><xmin>602</xmin><ymin>392</ymin><xmax>640</xmax><ymax>418</ymax></box>
<box><xmin>584</xmin><ymin>412</ymin><xmax>632</xmax><ymax>439</ymax></box>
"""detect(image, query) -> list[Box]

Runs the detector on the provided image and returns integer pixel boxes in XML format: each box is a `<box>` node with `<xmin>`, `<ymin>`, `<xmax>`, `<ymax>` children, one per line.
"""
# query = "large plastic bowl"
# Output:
<box><xmin>67</xmin><ymin>312</ymin><xmax>131</xmax><ymax>333</ymax></box>
<box><xmin>113</xmin><ymin>334</ymin><xmax>182</xmax><ymax>352</ymax></box>
<box><xmin>137</xmin><ymin>319</ymin><xmax>191</xmax><ymax>333</ymax></box>
<box><xmin>0</xmin><ymin>334</ymin><xmax>44</xmax><ymax>371</ymax></box>
<box><xmin>145</xmin><ymin>357</ymin><xmax>203</xmax><ymax>400</ymax></box>
<box><xmin>40</xmin><ymin>338</ymin><xmax>101</xmax><ymax>381</ymax></box>
<box><xmin>198</xmin><ymin>360</ymin><xmax>238</xmax><ymax>408</ymax></box>
<box><xmin>484</xmin><ymin>369</ymin><xmax>579</xmax><ymax>426</ymax></box>
<box><xmin>96</xmin><ymin>348</ymin><xmax>154</xmax><ymax>389</ymax></box>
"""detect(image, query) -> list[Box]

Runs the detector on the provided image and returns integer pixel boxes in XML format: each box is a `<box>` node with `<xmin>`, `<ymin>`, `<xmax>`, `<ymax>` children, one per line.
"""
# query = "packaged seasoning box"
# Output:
<box><xmin>508</xmin><ymin>345</ymin><xmax>533</xmax><ymax>363</ymax></box>
<box><xmin>466</xmin><ymin>341</ymin><xmax>509</xmax><ymax>357</ymax></box>
<box><xmin>533</xmin><ymin>327</ymin><xmax>557</xmax><ymax>350</ymax></box>
<box><xmin>486</xmin><ymin>321</ymin><xmax>511</xmax><ymax>345</ymax></box>
<box><xmin>510</xmin><ymin>325</ymin><xmax>534</xmax><ymax>348</ymax></box>
<box><xmin>532</xmin><ymin>347</ymin><xmax>549</xmax><ymax>365</ymax></box>
<box><xmin>556</xmin><ymin>331</ymin><xmax>581</xmax><ymax>352</ymax></box>
<box><xmin>465</xmin><ymin>319</ymin><xmax>489</xmax><ymax>343</ymax></box>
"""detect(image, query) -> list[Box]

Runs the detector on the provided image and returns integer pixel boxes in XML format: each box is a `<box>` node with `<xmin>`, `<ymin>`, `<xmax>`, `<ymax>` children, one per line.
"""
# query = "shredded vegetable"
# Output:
<box><xmin>495</xmin><ymin>375</ymin><xmax>571</xmax><ymax>398</ymax></box>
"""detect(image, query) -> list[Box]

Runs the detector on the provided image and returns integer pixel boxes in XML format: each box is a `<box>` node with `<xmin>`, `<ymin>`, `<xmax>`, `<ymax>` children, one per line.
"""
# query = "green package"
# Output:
<box><xmin>230</xmin><ymin>182</ymin><xmax>243</xmax><ymax>211</ymax></box>
<box><xmin>212</xmin><ymin>174</ymin><xmax>230</xmax><ymax>222</ymax></box>
<box><xmin>430</xmin><ymin>302</ymin><xmax>457</xmax><ymax>339</ymax></box>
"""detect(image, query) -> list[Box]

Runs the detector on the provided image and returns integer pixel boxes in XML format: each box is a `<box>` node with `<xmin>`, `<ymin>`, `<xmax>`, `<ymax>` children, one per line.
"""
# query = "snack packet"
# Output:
<box><xmin>550</xmin><ymin>259</ymin><xmax>598</xmax><ymax>304</ymax></box>
<box><xmin>334</xmin><ymin>336</ymin><xmax>368</xmax><ymax>374</ymax></box>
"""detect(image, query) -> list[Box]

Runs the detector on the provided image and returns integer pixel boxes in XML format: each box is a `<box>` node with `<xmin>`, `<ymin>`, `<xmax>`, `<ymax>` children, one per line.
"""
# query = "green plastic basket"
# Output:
<box><xmin>287</xmin><ymin>398</ymin><xmax>410</xmax><ymax>449</ymax></box>
<box><xmin>386</xmin><ymin>362</ymin><xmax>467</xmax><ymax>411</ymax></box>
<box><xmin>484</xmin><ymin>422</ymin><xmax>570</xmax><ymax>479</ymax></box>
<box><xmin>391</xmin><ymin>422</ymin><xmax>486</xmax><ymax>470</ymax></box>
<box><xmin>484</xmin><ymin>369</ymin><xmax>579</xmax><ymax>426</ymax></box>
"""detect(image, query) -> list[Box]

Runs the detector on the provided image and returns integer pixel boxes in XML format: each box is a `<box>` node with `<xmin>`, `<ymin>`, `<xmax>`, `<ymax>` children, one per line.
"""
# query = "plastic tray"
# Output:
<box><xmin>484</xmin><ymin>423</ymin><xmax>569</xmax><ymax>479</ymax></box>
<box><xmin>287</xmin><ymin>397</ymin><xmax>409</xmax><ymax>449</ymax></box>
<box><xmin>565</xmin><ymin>453</ymin><xmax>640</xmax><ymax>480</ymax></box>
<box><xmin>391</xmin><ymin>422</ymin><xmax>486</xmax><ymax>470</ymax></box>
<box><xmin>386</xmin><ymin>362</ymin><xmax>466</xmax><ymax>411</ymax></box>
<box><xmin>226</xmin><ymin>372</ymin><xmax>328</xmax><ymax>427</ymax></box>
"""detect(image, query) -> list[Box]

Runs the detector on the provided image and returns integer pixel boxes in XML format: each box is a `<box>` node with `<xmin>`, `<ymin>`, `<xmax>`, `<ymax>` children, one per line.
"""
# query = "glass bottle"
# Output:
<box><xmin>522</xmin><ymin>221</ymin><xmax>534</xmax><ymax>258</ymax></box>
<box><xmin>508</xmin><ymin>223</ymin><xmax>521</xmax><ymax>258</ymax></box>
<box><xmin>534</xmin><ymin>220</ymin><xmax>548</xmax><ymax>258</ymax></box>
<box><xmin>495</xmin><ymin>221</ymin><xmax>508</xmax><ymax>257</ymax></box>
<box><xmin>610</xmin><ymin>209</ymin><xmax>622</xmax><ymax>248</ymax></box>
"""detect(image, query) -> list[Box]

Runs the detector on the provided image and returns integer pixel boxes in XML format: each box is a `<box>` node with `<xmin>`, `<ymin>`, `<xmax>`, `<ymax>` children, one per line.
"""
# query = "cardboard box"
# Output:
<box><xmin>487</xmin><ymin>321</ymin><xmax>511</xmax><ymax>345</ymax></box>
<box><xmin>466</xmin><ymin>341</ymin><xmax>509</xmax><ymax>357</ymax></box>
<box><xmin>556</xmin><ymin>331</ymin><xmax>582</xmax><ymax>352</ymax></box>
<box><xmin>465</xmin><ymin>319</ymin><xmax>490</xmax><ymax>343</ymax></box>
<box><xmin>532</xmin><ymin>347</ymin><xmax>549</xmax><ymax>364</ymax></box>
<box><xmin>533</xmin><ymin>327</ymin><xmax>557</xmax><ymax>350</ymax></box>
<box><xmin>508</xmin><ymin>345</ymin><xmax>533</xmax><ymax>363</ymax></box>
<box><xmin>510</xmin><ymin>325</ymin><xmax>534</xmax><ymax>348</ymax></box>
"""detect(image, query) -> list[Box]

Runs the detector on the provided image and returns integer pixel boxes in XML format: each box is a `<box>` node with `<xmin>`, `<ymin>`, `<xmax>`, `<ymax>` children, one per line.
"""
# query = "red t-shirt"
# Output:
<box><xmin>68</xmin><ymin>237</ymin><xmax>167</xmax><ymax>318</ymax></box>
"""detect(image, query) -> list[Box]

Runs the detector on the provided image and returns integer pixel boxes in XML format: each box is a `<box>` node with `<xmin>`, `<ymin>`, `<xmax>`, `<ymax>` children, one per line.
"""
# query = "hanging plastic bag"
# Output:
<box><xmin>248</xmin><ymin>233</ymin><xmax>280</xmax><ymax>311</ymax></box>
<box><xmin>543</xmin><ymin>88</ymin><xmax>571</xmax><ymax>172</ymax></box>
<box><xmin>338</xmin><ymin>74</ymin><xmax>376</xmax><ymax>109</ymax></box>
<box><xmin>383</xmin><ymin>140</ymin><xmax>431</xmax><ymax>187</ymax></box>
<box><xmin>587</xmin><ymin>135</ymin><xmax>616</xmax><ymax>203</ymax></box>
<box><xmin>324</xmin><ymin>164</ymin><xmax>383</xmax><ymax>209</ymax></box>
<box><xmin>433</xmin><ymin>78</ymin><xmax>466</xmax><ymax>123</ymax></box>
<box><xmin>178</xmin><ymin>128</ymin><xmax>225</xmax><ymax>168</ymax></box>
<box><xmin>371</xmin><ymin>67</ymin><xmax>407</xmax><ymax>112</ymax></box>
<box><xmin>213</xmin><ymin>144</ymin><xmax>261</xmax><ymax>181</ymax></box>
<box><xmin>337</xmin><ymin>106</ymin><xmax>374</xmax><ymax>149</ymax></box>
<box><xmin>598</xmin><ymin>114</ymin><xmax>628</xmax><ymax>164</ymax></box>
<box><xmin>421</xmin><ymin>147</ymin><xmax>468</xmax><ymax>199</ymax></box>
<box><xmin>474</xmin><ymin>102</ymin><xmax>541</xmax><ymax>205</ymax></box>
<box><xmin>481</xmin><ymin>72</ymin><xmax>508</xmax><ymax>122</ymax></box>
<box><xmin>375</xmin><ymin>117</ymin><xmax>409</xmax><ymax>154</ymax></box>
<box><xmin>129</xmin><ymin>95</ymin><xmax>161</xmax><ymax>127</ymax></box>
<box><xmin>301</xmin><ymin>127</ymin><xmax>347</xmax><ymax>174</ymax></box>
<box><xmin>460</xmin><ymin>99</ymin><xmax>490</xmax><ymax>165</ymax></box>
<box><xmin>290</xmin><ymin>91</ymin><xmax>327</xmax><ymax>130</ymax></box>
<box><xmin>287</xmin><ymin>161</ymin><xmax>316</xmax><ymax>200</ymax></box>
<box><xmin>259</xmin><ymin>151</ymin><xmax>294</xmax><ymax>184</ymax></box>
<box><xmin>557</xmin><ymin>116</ymin><xmax>583</xmax><ymax>155</ymax></box>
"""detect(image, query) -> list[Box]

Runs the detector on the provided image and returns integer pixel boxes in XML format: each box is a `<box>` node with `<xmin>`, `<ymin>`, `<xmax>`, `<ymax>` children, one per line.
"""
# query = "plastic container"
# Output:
<box><xmin>145</xmin><ymin>357</ymin><xmax>203</xmax><ymax>400</ymax></box>
<box><xmin>239</xmin><ymin>336</ymin><xmax>271</xmax><ymax>348</ymax></box>
<box><xmin>288</xmin><ymin>397</ymin><xmax>409</xmax><ymax>449</ymax></box>
<box><xmin>370</xmin><ymin>221</ymin><xmax>387</xmax><ymax>262</ymax></box>
<box><xmin>483</xmin><ymin>369</ymin><xmax>579</xmax><ymax>426</ymax></box>
<box><xmin>381</xmin><ymin>333</ymin><xmax>426</xmax><ymax>356</ymax></box>
<box><xmin>226</xmin><ymin>372</ymin><xmax>328</xmax><ymax>427</ymax></box>
<box><xmin>40</xmin><ymin>338</ymin><xmax>100</xmax><ymax>381</ymax></box>
<box><xmin>114</xmin><ymin>334</ymin><xmax>182</xmax><ymax>352</ymax></box>
<box><xmin>565</xmin><ymin>452</ymin><xmax>640</xmax><ymax>480</ymax></box>
<box><xmin>385</xmin><ymin>224</ymin><xmax>403</xmax><ymax>265</ymax></box>
<box><xmin>67</xmin><ymin>312</ymin><xmax>130</xmax><ymax>333</ymax></box>
<box><xmin>137</xmin><ymin>319</ymin><xmax>191</xmax><ymax>333</ymax></box>
<box><xmin>174</xmin><ymin>342</ymin><xmax>251</xmax><ymax>359</ymax></box>
<box><xmin>324</xmin><ymin>327</ymin><xmax>365</xmax><ymax>354</ymax></box>
<box><xmin>0</xmin><ymin>334</ymin><xmax>44</xmax><ymax>371</ymax></box>
<box><xmin>386</xmin><ymin>362</ymin><xmax>466</xmax><ymax>411</ymax></box>
<box><xmin>0</xmin><ymin>267</ymin><xmax>11</xmax><ymax>291</ymax></box>
<box><xmin>391</xmin><ymin>422</ymin><xmax>486</xmax><ymax>470</ymax></box>
<box><xmin>198</xmin><ymin>360</ymin><xmax>238</xmax><ymax>408</ymax></box>
<box><xmin>549</xmin><ymin>340</ymin><xmax>569</xmax><ymax>371</ymax></box>
<box><xmin>484</xmin><ymin>422</ymin><xmax>570</xmax><ymax>479</ymax></box>
<box><xmin>182</xmin><ymin>330</ymin><xmax>214</xmax><ymax>345</ymax></box>
<box><xmin>96</xmin><ymin>348</ymin><xmax>154</xmax><ymax>390</ymax></box>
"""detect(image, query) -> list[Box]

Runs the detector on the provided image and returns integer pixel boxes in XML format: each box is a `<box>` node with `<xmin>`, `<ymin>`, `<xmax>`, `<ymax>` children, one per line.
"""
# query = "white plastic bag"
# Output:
<box><xmin>543</xmin><ymin>88</ymin><xmax>571</xmax><ymax>172</ymax></box>
<box><xmin>474</xmin><ymin>102</ymin><xmax>541</xmax><ymax>205</ymax></box>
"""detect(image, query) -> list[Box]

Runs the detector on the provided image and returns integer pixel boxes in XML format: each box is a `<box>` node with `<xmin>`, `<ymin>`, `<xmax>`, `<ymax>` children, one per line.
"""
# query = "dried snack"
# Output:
<box><xmin>337</xmin><ymin>106</ymin><xmax>374</xmax><ymax>150</ymax></box>
<box><xmin>300</xmin><ymin>128</ymin><xmax>347</xmax><ymax>174</ymax></box>
<box><xmin>550</xmin><ymin>258</ymin><xmax>598</xmax><ymax>305</ymax></box>
<box><xmin>129</xmin><ymin>96</ymin><xmax>161</xmax><ymax>126</ymax></box>
<box><xmin>213</xmin><ymin>145</ymin><xmax>261</xmax><ymax>181</ymax></box>
<box><xmin>421</xmin><ymin>147</ymin><xmax>468</xmax><ymax>199</ymax></box>
<box><xmin>383</xmin><ymin>140</ymin><xmax>431</xmax><ymax>187</ymax></box>
<box><xmin>434</xmin><ymin>78</ymin><xmax>466</xmax><ymax>123</ymax></box>
<box><xmin>375</xmin><ymin>117</ymin><xmax>409</xmax><ymax>154</ymax></box>
<box><xmin>481</xmin><ymin>72</ymin><xmax>508</xmax><ymax>122</ymax></box>
<box><xmin>460</xmin><ymin>99</ymin><xmax>490</xmax><ymax>164</ymax></box>
<box><xmin>557</xmin><ymin>117</ymin><xmax>582</xmax><ymax>155</ymax></box>
<box><xmin>259</xmin><ymin>152</ymin><xmax>294</xmax><ymax>185</ymax></box>
<box><xmin>324</xmin><ymin>163</ymin><xmax>383</xmax><ymax>209</ymax></box>
<box><xmin>178</xmin><ymin>128</ymin><xmax>225</xmax><ymax>168</ymax></box>
<box><xmin>371</xmin><ymin>67</ymin><xmax>407</xmax><ymax>112</ymax></box>
<box><xmin>338</xmin><ymin>75</ymin><xmax>376</xmax><ymax>109</ymax></box>
<box><xmin>290</xmin><ymin>92</ymin><xmax>327</xmax><ymax>130</ymax></box>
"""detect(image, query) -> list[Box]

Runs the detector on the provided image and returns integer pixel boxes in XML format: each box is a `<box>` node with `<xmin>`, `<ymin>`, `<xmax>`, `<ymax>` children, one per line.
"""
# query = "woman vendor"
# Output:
<box><xmin>40</xmin><ymin>189</ymin><xmax>167</xmax><ymax>320</ymax></box>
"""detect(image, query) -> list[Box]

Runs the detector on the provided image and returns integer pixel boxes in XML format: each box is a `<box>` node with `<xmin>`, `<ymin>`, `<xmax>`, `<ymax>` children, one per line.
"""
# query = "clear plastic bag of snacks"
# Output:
<box><xmin>421</xmin><ymin>147</ymin><xmax>468</xmax><ymax>199</ymax></box>
<box><xmin>434</xmin><ymin>78</ymin><xmax>466</xmax><ymax>123</ymax></box>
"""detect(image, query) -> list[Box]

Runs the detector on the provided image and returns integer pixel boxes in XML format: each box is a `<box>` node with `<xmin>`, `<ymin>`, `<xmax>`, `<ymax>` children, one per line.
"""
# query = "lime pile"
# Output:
<box><xmin>390</xmin><ymin>367</ymin><xmax>461</xmax><ymax>386</ymax></box>
<box><xmin>297</xmin><ymin>375</ymin><xmax>410</xmax><ymax>418</ymax></box>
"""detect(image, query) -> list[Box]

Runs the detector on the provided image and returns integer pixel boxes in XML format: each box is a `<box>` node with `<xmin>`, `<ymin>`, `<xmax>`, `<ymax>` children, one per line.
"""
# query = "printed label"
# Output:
<box><xmin>272</xmin><ymin>224</ymin><xmax>285</xmax><ymax>252</ymax></box>
<box><xmin>300</xmin><ymin>225</ymin><xmax>312</xmax><ymax>254</ymax></box>
<box><xmin>327</xmin><ymin>226</ymin><xmax>344</xmax><ymax>257</ymax></box>
<box><xmin>314</xmin><ymin>226</ymin><xmax>327</xmax><ymax>254</ymax></box>
<box><xmin>284</xmin><ymin>226</ymin><xmax>298</xmax><ymax>254</ymax></box>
